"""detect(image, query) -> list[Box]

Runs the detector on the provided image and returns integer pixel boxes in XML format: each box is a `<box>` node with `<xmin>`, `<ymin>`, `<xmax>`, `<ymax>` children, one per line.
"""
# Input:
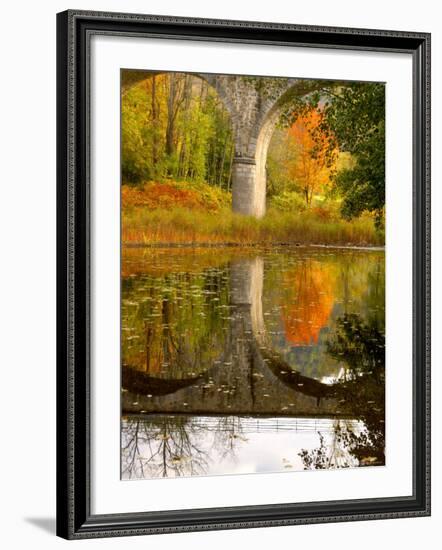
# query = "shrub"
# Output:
<box><xmin>269</xmin><ymin>191</ymin><xmax>307</xmax><ymax>213</ymax></box>
<box><xmin>122</xmin><ymin>181</ymin><xmax>231</xmax><ymax>212</ymax></box>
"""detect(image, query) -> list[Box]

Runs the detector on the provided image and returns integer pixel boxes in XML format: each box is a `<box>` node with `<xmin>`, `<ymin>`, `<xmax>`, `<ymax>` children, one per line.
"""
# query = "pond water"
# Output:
<box><xmin>121</xmin><ymin>246</ymin><xmax>385</xmax><ymax>479</ymax></box>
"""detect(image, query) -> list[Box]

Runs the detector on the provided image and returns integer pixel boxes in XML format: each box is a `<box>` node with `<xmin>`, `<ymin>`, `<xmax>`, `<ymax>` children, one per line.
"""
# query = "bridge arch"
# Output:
<box><xmin>123</xmin><ymin>70</ymin><xmax>317</xmax><ymax>218</ymax></box>
<box><xmin>205</xmin><ymin>76</ymin><xmax>317</xmax><ymax>218</ymax></box>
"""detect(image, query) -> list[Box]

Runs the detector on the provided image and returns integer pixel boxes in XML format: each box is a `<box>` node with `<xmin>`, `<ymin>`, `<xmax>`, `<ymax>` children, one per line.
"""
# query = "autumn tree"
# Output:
<box><xmin>291</xmin><ymin>82</ymin><xmax>385</xmax><ymax>225</ymax></box>
<box><xmin>286</xmin><ymin>108</ymin><xmax>338</xmax><ymax>206</ymax></box>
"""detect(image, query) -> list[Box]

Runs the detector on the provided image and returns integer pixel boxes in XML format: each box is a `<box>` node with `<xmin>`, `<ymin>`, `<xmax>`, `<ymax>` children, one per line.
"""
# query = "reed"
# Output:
<box><xmin>122</xmin><ymin>206</ymin><xmax>384</xmax><ymax>247</ymax></box>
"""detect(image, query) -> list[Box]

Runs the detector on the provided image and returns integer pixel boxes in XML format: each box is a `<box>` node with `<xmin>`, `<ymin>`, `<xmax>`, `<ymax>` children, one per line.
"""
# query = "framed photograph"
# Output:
<box><xmin>56</xmin><ymin>10</ymin><xmax>431</xmax><ymax>539</ymax></box>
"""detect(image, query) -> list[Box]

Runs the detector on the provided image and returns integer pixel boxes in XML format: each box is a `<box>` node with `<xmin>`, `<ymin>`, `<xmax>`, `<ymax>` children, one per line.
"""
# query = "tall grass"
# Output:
<box><xmin>122</xmin><ymin>206</ymin><xmax>384</xmax><ymax>246</ymax></box>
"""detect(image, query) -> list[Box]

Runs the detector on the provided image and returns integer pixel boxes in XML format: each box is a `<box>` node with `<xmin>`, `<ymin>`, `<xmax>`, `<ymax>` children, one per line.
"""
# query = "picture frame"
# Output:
<box><xmin>56</xmin><ymin>9</ymin><xmax>431</xmax><ymax>539</ymax></box>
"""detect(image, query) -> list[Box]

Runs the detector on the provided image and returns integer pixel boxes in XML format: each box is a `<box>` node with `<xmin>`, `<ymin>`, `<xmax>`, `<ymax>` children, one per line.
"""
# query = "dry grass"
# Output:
<box><xmin>122</xmin><ymin>206</ymin><xmax>384</xmax><ymax>247</ymax></box>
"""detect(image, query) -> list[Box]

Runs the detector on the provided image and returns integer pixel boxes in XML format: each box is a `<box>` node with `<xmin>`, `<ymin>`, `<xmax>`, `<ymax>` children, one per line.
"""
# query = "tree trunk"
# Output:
<box><xmin>151</xmin><ymin>75</ymin><xmax>158</xmax><ymax>169</ymax></box>
<box><xmin>226</xmin><ymin>142</ymin><xmax>234</xmax><ymax>191</ymax></box>
<box><xmin>304</xmin><ymin>187</ymin><xmax>309</xmax><ymax>206</ymax></box>
<box><xmin>178</xmin><ymin>75</ymin><xmax>192</xmax><ymax>178</ymax></box>
<box><xmin>165</xmin><ymin>75</ymin><xmax>176</xmax><ymax>158</ymax></box>
<box><xmin>218</xmin><ymin>131</ymin><xmax>229</xmax><ymax>187</ymax></box>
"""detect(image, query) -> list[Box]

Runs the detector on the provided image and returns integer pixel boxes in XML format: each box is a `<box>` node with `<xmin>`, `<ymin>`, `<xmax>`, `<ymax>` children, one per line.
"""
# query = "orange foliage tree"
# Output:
<box><xmin>287</xmin><ymin>107</ymin><xmax>338</xmax><ymax>206</ymax></box>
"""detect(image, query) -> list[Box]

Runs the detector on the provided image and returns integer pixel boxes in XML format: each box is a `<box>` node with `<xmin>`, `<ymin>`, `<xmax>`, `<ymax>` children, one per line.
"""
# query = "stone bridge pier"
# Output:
<box><xmin>204</xmin><ymin>74</ymin><xmax>302</xmax><ymax>218</ymax></box>
<box><xmin>229</xmin><ymin>256</ymin><xmax>265</xmax><ymax>339</ymax></box>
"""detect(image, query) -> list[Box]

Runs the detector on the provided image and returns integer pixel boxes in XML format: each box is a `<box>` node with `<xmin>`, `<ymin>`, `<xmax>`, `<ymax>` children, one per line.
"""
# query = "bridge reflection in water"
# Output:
<box><xmin>121</xmin><ymin>247</ymin><xmax>385</xmax><ymax>479</ymax></box>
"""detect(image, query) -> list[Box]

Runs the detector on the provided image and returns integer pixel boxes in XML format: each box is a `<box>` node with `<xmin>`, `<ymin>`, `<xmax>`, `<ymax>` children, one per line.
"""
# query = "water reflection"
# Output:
<box><xmin>121</xmin><ymin>415</ymin><xmax>363</xmax><ymax>479</ymax></box>
<box><xmin>280</xmin><ymin>259</ymin><xmax>336</xmax><ymax>346</ymax></box>
<box><xmin>121</xmin><ymin>247</ymin><xmax>385</xmax><ymax>478</ymax></box>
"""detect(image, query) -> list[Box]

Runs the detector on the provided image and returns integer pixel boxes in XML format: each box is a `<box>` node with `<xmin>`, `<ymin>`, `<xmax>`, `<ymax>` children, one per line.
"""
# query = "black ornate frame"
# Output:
<box><xmin>56</xmin><ymin>9</ymin><xmax>431</xmax><ymax>539</ymax></box>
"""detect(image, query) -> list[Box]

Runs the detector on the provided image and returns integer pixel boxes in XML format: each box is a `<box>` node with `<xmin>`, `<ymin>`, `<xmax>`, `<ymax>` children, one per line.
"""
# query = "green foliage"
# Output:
<box><xmin>327</xmin><ymin>313</ymin><xmax>385</xmax><ymax>377</ymax></box>
<box><xmin>204</xmin><ymin>93</ymin><xmax>234</xmax><ymax>189</ymax></box>
<box><xmin>177</xmin><ymin>105</ymin><xmax>213</xmax><ymax>181</ymax></box>
<box><xmin>122</xmin><ymin>72</ymin><xmax>233</xmax><ymax>188</ymax></box>
<box><xmin>266</xmin><ymin>128</ymin><xmax>300</xmax><ymax>196</ymax></box>
<box><xmin>314</xmin><ymin>83</ymin><xmax>385</xmax><ymax>225</ymax></box>
<box><xmin>269</xmin><ymin>191</ymin><xmax>307</xmax><ymax>213</ymax></box>
<box><xmin>324</xmin><ymin>83</ymin><xmax>385</xmax><ymax>227</ymax></box>
<box><xmin>182</xmin><ymin>180</ymin><xmax>231</xmax><ymax>210</ymax></box>
<box><xmin>121</xmin><ymin>84</ymin><xmax>157</xmax><ymax>183</ymax></box>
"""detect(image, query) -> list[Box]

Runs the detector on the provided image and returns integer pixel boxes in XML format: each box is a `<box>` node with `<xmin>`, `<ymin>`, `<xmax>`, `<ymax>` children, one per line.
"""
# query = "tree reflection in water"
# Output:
<box><xmin>122</xmin><ymin>415</ymin><xmax>209</xmax><ymax>478</ymax></box>
<box><xmin>122</xmin><ymin>415</ymin><xmax>247</xmax><ymax>479</ymax></box>
<box><xmin>212</xmin><ymin>416</ymin><xmax>248</xmax><ymax>463</ymax></box>
<box><xmin>299</xmin><ymin>312</ymin><xmax>385</xmax><ymax>469</ymax></box>
<box><xmin>281</xmin><ymin>259</ymin><xmax>336</xmax><ymax>346</ymax></box>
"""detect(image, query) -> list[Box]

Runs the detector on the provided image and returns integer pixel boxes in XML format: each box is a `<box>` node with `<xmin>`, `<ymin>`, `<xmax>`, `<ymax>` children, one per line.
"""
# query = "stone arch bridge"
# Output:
<box><xmin>124</xmin><ymin>71</ymin><xmax>319</xmax><ymax>218</ymax></box>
